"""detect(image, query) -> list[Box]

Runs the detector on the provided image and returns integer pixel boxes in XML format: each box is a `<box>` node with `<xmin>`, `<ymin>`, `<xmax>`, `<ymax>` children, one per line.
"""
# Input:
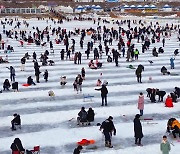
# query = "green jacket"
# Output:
<box><xmin>160</xmin><ymin>141</ymin><xmax>171</xmax><ymax>154</ymax></box>
<box><xmin>134</xmin><ymin>49</ymin><xmax>139</xmax><ymax>55</ymax></box>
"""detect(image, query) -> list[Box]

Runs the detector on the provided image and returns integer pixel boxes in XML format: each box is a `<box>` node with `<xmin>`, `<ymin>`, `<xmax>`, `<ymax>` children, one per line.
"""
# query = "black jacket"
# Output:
<box><xmin>100</xmin><ymin>119</ymin><xmax>116</xmax><ymax>134</ymax></box>
<box><xmin>10</xmin><ymin>138</ymin><xmax>25</xmax><ymax>153</ymax></box>
<box><xmin>73</xmin><ymin>148</ymin><xmax>81</xmax><ymax>154</ymax></box>
<box><xmin>87</xmin><ymin>109</ymin><xmax>95</xmax><ymax>122</ymax></box>
<box><xmin>134</xmin><ymin>118</ymin><xmax>143</xmax><ymax>138</ymax></box>
<box><xmin>96</xmin><ymin>85</ymin><xmax>108</xmax><ymax>96</ymax></box>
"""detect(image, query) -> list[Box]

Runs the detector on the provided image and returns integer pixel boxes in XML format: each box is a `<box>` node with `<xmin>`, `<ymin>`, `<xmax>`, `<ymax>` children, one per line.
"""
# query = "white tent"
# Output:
<box><xmin>123</xmin><ymin>5</ymin><xmax>130</xmax><ymax>10</ymax></box>
<box><xmin>130</xmin><ymin>5</ymin><xmax>136</xmax><ymax>9</ymax></box>
<box><xmin>144</xmin><ymin>5</ymin><xmax>150</xmax><ymax>9</ymax></box>
<box><xmin>75</xmin><ymin>5</ymin><xmax>85</xmax><ymax>13</ymax></box>
<box><xmin>93</xmin><ymin>5</ymin><xmax>103</xmax><ymax>12</ymax></box>
<box><xmin>137</xmin><ymin>5</ymin><xmax>144</xmax><ymax>10</ymax></box>
<box><xmin>150</xmin><ymin>4</ymin><xmax>157</xmax><ymax>9</ymax></box>
<box><xmin>163</xmin><ymin>4</ymin><xmax>172</xmax><ymax>12</ymax></box>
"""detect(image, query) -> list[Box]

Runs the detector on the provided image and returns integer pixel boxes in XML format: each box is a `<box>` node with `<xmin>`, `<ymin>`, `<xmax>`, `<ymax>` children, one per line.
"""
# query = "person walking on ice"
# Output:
<box><xmin>100</xmin><ymin>116</ymin><xmax>116</xmax><ymax>148</ymax></box>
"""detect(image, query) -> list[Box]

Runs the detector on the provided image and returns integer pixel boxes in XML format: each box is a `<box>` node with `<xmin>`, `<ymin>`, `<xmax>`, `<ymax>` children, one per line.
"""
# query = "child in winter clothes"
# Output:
<box><xmin>43</xmin><ymin>70</ymin><xmax>48</xmax><ymax>82</ymax></box>
<box><xmin>96</xmin><ymin>79</ymin><xmax>102</xmax><ymax>86</ymax></box>
<box><xmin>138</xmin><ymin>92</ymin><xmax>144</xmax><ymax>116</ymax></box>
<box><xmin>160</xmin><ymin>136</ymin><xmax>171</xmax><ymax>154</ymax></box>
<box><xmin>73</xmin><ymin>80</ymin><xmax>78</xmax><ymax>93</ymax></box>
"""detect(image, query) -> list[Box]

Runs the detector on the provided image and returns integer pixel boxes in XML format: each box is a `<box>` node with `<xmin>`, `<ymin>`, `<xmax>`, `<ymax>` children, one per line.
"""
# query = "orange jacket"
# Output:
<box><xmin>172</xmin><ymin>120</ymin><xmax>180</xmax><ymax>129</ymax></box>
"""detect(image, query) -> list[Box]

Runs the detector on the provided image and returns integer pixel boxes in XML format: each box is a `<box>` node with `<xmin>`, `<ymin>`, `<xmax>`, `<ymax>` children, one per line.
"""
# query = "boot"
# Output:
<box><xmin>108</xmin><ymin>141</ymin><xmax>113</xmax><ymax>148</ymax></box>
<box><xmin>105</xmin><ymin>141</ymin><xmax>109</xmax><ymax>147</ymax></box>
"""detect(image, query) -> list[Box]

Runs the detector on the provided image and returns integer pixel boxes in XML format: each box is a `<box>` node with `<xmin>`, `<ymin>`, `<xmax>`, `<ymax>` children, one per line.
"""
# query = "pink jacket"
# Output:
<box><xmin>138</xmin><ymin>95</ymin><xmax>144</xmax><ymax>110</ymax></box>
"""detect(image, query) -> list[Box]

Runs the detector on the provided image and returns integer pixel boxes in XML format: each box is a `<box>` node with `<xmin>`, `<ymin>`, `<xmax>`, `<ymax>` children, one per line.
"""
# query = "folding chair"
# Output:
<box><xmin>30</xmin><ymin>146</ymin><xmax>40</xmax><ymax>154</ymax></box>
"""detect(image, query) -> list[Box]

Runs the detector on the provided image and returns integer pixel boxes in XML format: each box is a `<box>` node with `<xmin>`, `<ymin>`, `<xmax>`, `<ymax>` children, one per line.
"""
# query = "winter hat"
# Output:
<box><xmin>108</xmin><ymin>116</ymin><xmax>113</xmax><ymax>120</ymax></box>
<box><xmin>13</xmin><ymin>113</ymin><xmax>17</xmax><ymax>117</ymax></box>
<box><xmin>135</xmin><ymin>114</ymin><xmax>140</xmax><ymax>119</ymax></box>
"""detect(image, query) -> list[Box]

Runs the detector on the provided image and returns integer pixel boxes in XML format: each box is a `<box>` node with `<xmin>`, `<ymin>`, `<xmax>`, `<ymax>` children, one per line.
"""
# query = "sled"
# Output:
<box><xmin>77</xmin><ymin>139</ymin><xmax>95</xmax><ymax>146</ymax></box>
<box><xmin>170</xmin><ymin>73</ymin><xmax>179</xmax><ymax>76</ymax></box>
<box><xmin>22</xmin><ymin>83</ymin><xmax>30</xmax><ymax>87</ymax></box>
<box><xmin>126</xmin><ymin>65</ymin><xmax>136</xmax><ymax>69</ymax></box>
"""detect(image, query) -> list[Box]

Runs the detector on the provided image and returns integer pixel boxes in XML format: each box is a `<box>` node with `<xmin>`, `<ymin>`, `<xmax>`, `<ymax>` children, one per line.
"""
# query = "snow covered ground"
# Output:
<box><xmin>0</xmin><ymin>16</ymin><xmax>180</xmax><ymax>154</ymax></box>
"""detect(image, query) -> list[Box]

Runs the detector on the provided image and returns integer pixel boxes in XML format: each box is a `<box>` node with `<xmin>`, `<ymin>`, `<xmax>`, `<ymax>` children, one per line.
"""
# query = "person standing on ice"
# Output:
<box><xmin>100</xmin><ymin>116</ymin><xmax>116</xmax><ymax>148</ymax></box>
<box><xmin>160</xmin><ymin>135</ymin><xmax>171</xmax><ymax>154</ymax></box>
<box><xmin>7</xmin><ymin>66</ymin><xmax>16</xmax><ymax>82</ymax></box>
<box><xmin>137</xmin><ymin>92</ymin><xmax>144</xmax><ymax>116</ymax></box>
<box><xmin>170</xmin><ymin>57</ymin><xmax>175</xmax><ymax>69</ymax></box>
<box><xmin>133</xmin><ymin>114</ymin><xmax>143</xmax><ymax>146</ymax></box>
<box><xmin>95</xmin><ymin>84</ymin><xmax>108</xmax><ymax>106</ymax></box>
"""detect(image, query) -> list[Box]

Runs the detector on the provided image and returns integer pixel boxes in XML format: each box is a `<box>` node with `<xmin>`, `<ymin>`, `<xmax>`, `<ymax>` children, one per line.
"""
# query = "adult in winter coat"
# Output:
<box><xmin>20</xmin><ymin>57</ymin><xmax>26</xmax><ymax>71</ymax></box>
<box><xmin>133</xmin><ymin>114</ymin><xmax>143</xmax><ymax>146</ymax></box>
<box><xmin>167</xmin><ymin>118</ymin><xmax>180</xmax><ymax>138</ymax></box>
<box><xmin>87</xmin><ymin>108</ymin><xmax>95</xmax><ymax>122</ymax></box>
<box><xmin>81</xmin><ymin>67</ymin><xmax>85</xmax><ymax>80</ymax></box>
<box><xmin>161</xmin><ymin>66</ymin><xmax>170</xmax><ymax>75</ymax></box>
<box><xmin>7</xmin><ymin>66</ymin><xmax>15</xmax><ymax>82</ymax></box>
<box><xmin>160</xmin><ymin>136</ymin><xmax>171</xmax><ymax>154</ymax></box>
<box><xmin>10</xmin><ymin>138</ymin><xmax>25</xmax><ymax>154</ymax></box>
<box><xmin>135</xmin><ymin>67</ymin><xmax>142</xmax><ymax>83</ymax></box>
<box><xmin>77</xmin><ymin>107</ymin><xmax>88</xmax><ymax>123</ymax></box>
<box><xmin>156</xmin><ymin>89</ymin><xmax>166</xmax><ymax>102</ymax></box>
<box><xmin>170</xmin><ymin>57</ymin><xmax>175</xmax><ymax>69</ymax></box>
<box><xmin>95</xmin><ymin>85</ymin><xmax>108</xmax><ymax>106</ymax></box>
<box><xmin>11</xmin><ymin>113</ymin><xmax>21</xmax><ymax>131</ymax></box>
<box><xmin>174</xmin><ymin>87</ymin><xmax>180</xmax><ymax>98</ymax></box>
<box><xmin>100</xmin><ymin>116</ymin><xmax>116</xmax><ymax>148</ymax></box>
<box><xmin>73</xmin><ymin>145</ymin><xmax>83</xmax><ymax>154</ymax></box>
<box><xmin>27</xmin><ymin>76</ymin><xmax>36</xmax><ymax>85</ymax></box>
<box><xmin>3</xmin><ymin>79</ymin><xmax>11</xmax><ymax>91</ymax></box>
<box><xmin>75</xmin><ymin>74</ymin><xmax>83</xmax><ymax>92</ymax></box>
<box><xmin>138</xmin><ymin>92</ymin><xmax>144</xmax><ymax>116</ymax></box>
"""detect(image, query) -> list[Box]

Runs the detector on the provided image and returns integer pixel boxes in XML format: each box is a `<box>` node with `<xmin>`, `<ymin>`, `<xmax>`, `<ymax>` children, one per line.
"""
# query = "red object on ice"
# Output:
<box><xmin>77</xmin><ymin>139</ymin><xmax>95</xmax><ymax>146</ymax></box>
<box><xmin>22</xmin><ymin>83</ymin><xmax>30</xmax><ymax>87</ymax></box>
<box><xmin>165</xmin><ymin>96</ymin><xmax>173</xmax><ymax>107</ymax></box>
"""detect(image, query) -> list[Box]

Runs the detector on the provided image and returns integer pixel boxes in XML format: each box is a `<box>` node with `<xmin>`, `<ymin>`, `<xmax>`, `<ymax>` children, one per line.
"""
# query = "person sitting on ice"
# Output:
<box><xmin>152</xmin><ymin>47</ymin><xmax>158</xmax><ymax>57</ymax></box>
<box><xmin>174</xmin><ymin>87</ymin><xmax>180</xmax><ymax>98</ymax></box>
<box><xmin>60</xmin><ymin>76</ymin><xmax>67</xmax><ymax>85</ymax></box>
<box><xmin>170</xmin><ymin>92</ymin><xmax>177</xmax><ymax>103</ymax></box>
<box><xmin>27</xmin><ymin>76</ymin><xmax>36</xmax><ymax>85</ymax></box>
<box><xmin>11</xmin><ymin>138</ymin><xmax>25</xmax><ymax>153</ymax></box>
<box><xmin>0</xmin><ymin>56</ymin><xmax>8</xmax><ymax>63</ymax></box>
<box><xmin>87</xmin><ymin>108</ymin><xmax>95</xmax><ymax>122</ymax></box>
<box><xmin>77</xmin><ymin>107</ymin><xmax>88</xmax><ymax>125</ymax></box>
<box><xmin>3</xmin><ymin>79</ymin><xmax>11</xmax><ymax>91</ymax></box>
<box><xmin>166</xmin><ymin>118</ymin><xmax>180</xmax><ymax>139</ymax></box>
<box><xmin>161</xmin><ymin>66</ymin><xmax>170</xmax><ymax>75</ymax></box>
<box><xmin>174</xmin><ymin>49</ymin><xmax>179</xmax><ymax>56</ymax></box>
<box><xmin>107</xmin><ymin>55</ymin><xmax>112</xmax><ymax>62</ymax></box>
<box><xmin>165</xmin><ymin>95</ymin><xmax>173</xmax><ymax>107</ymax></box>
<box><xmin>95</xmin><ymin>59</ymin><xmax>102</xmax><ymax>68</ymax></box>
<box><xmin>96</xmin><ymin>79</ymin><xmax>102</xmax><ymax>86</ymax></box>
<box><xmin>88</xmin><ymin>60</ymin><xmax>97</xmax><ymax>69</ymax></box>
<box><xmin>158</xmin><ymin>47</ymin><xmax>164</xmax><ymax>53</ymax></box>
<box><xmin>11</xmin><ymin>113</ymin><xmax>21</xmax><ymax>131</ymax></box>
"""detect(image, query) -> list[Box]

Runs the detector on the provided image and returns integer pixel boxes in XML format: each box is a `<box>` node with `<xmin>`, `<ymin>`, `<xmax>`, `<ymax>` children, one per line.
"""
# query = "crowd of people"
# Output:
<box><xmin>0</xmin><ymin>15</ymin><xmax>179</xmax><ymax>154</ymax></box>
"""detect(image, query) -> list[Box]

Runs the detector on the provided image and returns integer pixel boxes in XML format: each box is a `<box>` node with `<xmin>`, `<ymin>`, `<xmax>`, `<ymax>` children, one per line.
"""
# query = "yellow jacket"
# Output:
<box><xmin>172</xmin><ymin>120</ymin><xmax>180</xmax><ymax>129</ymax></box>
